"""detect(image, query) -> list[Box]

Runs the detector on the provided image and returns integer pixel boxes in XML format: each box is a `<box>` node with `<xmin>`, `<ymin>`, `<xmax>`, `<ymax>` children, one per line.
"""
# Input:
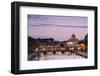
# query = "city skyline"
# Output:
<box><xmin>28</xmin><ymin>15</ymin><xmax>88</xmax><ymax>41</ymax></box>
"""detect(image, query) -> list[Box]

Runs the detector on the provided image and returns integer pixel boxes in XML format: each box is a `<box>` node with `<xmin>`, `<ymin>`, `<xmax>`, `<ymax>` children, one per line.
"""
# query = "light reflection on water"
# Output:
<box><xmin>32</xmin><ymin>52</ymin><xmax>84</xmax><ymax>61</ymax></box>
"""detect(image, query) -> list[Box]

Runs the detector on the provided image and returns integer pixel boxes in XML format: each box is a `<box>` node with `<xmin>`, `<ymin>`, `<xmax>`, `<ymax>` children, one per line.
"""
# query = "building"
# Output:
<box><xmin>65</xmin><ymin>33</ymin><xmax>87</xmax><ymax>52</ymax></box>
<box><xmin>66</xmin><ymin>33</ymin><xmax>79</xmax><ymax>48</ymax></box>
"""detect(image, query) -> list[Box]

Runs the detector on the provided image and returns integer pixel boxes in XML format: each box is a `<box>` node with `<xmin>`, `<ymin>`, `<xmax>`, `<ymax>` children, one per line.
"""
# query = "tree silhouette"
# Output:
<box><xmin>84</xmin><ymin>34</ymin><xmax>88</xmax><ymax>46</ymax></box>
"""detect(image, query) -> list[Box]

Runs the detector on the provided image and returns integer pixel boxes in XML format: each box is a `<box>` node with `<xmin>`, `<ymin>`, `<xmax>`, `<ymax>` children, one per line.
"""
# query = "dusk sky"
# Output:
<box><xmin>28</xmin><ymin>15</ymin><xmax>88</xmax><ymax>41</ymax></box>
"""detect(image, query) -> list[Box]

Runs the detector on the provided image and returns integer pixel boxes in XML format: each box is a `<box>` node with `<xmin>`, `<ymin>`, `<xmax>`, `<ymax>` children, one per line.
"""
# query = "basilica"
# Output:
<box><xmin>65</xmin><ymin>33</ymin><xmax>86</xmax><ymax>52</ymax></box>
<box><xmin>65</xmin><ymin>33</ymin><xmax>79</xmax><ymax>49</ymax></box>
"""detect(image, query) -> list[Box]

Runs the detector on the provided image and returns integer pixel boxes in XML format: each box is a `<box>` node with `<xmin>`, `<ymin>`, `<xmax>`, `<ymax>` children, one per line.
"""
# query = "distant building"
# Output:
<box><xmin>66</xmin><ymin>33</ymin><xmax>79</xmax><ymax>49</ymax></box>
<box><xmin>65</xmin><ymin>33</ymin><xmax>87</xmax><ymax>52</ymax></box>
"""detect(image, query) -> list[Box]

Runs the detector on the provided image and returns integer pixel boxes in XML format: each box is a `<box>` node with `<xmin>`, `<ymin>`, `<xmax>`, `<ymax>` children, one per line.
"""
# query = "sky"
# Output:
<box><xmin>28</xmin><ymin>15</ymin><xmax>88</xmax><ymax>41</ymax></box>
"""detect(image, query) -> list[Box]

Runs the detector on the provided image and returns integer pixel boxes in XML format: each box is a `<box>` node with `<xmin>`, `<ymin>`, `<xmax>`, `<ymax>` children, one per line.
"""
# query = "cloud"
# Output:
<box><xmin>28</xmin><ymin>15</ymin><xmax>88</xmax><ymax>28</ymax></box>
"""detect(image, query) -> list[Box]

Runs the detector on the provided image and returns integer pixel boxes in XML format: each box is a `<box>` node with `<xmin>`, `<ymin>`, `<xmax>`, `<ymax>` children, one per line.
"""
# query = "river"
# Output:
<box><xmin>32</xmin><ymin>52</ymin><xmax>84</xmax><ymax>61</ymax></box>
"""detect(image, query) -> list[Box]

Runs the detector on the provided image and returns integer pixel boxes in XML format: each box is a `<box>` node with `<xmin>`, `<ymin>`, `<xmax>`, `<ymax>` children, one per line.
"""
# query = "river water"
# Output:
<box><xmin>33</xmin><ymin>52</ymin><xmax>84</xmax><ymax>61</ymax></box>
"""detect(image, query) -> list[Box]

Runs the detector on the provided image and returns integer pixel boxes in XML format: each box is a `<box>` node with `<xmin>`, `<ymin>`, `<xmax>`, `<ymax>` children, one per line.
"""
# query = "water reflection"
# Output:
<box><xmin>32</xmin><ymin>52</ymin><xmax>84</xmax><ymax>61</ymax></box>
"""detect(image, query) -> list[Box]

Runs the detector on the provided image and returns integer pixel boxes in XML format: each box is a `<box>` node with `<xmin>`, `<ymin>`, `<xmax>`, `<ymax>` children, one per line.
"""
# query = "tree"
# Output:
<box><xmin>84</xmin><ymin>34</ymin><xmax>88</xmax><ymax>46</ymax></box>
<box><xmin>28</xmin><ymin>36</ymin><xmax>39</xmax><ymax>48</ymax></box>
